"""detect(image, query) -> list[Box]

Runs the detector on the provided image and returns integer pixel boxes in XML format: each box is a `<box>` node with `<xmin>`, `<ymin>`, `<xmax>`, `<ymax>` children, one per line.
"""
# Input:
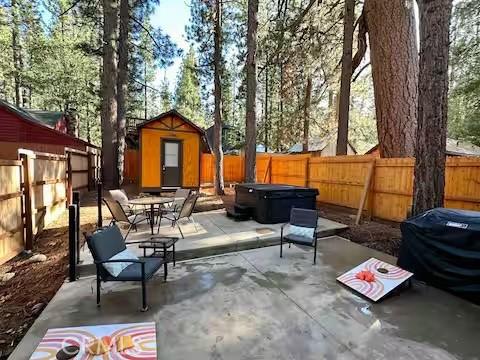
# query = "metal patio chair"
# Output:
<box><xmin>158</xmin><ymin>194</ymin><xmax>199</xmax><ymax>238</ymax></box>
<box><xmin>162</xmin><ymin>188</ymin><xmax>191</xmax><ymax>214</ymax></box>
<box><xmin>84</xmin><ymin>225</ymin><xmax>165</xmax><ymax>311</ymax></box>
<box><xmin>109</xmin><ymin>189</ymin><xmax>134</xmax><ymax>214</ymax></box>
<box><xmin>103</xmin><ymin>198</ymin><xmax>149</xmax><ymax>240</ymax></box>
<box><xmin>280</xmin><ymin>208</ymin><xmax>319</xmax><ymax>264</ymax></box>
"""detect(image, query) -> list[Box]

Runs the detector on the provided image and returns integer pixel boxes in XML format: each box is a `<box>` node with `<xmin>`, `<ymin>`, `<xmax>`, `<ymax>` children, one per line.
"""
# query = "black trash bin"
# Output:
<box><xmin>398</xmin><ymin>208</ymin><xmax>480</xmax><ymax>303</ymax></box>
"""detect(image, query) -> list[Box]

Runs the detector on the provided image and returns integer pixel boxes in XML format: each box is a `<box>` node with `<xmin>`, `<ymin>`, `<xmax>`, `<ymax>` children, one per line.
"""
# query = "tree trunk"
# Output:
<box><xmin>117</xmin><ymin>0</ymin><xmax>129</xmax><ymax>185</ymax></box>
<box><xmin>213</xmin><ymin>0</ymin><xmax>225</xmax><ymax>195</ymax></box>
<box><xmin>244</xmin><ymin>0</ymin><xmax>258</xmax><ymax>183</ymax></box>
<box><xmin>412</xmin><ymin>0</ymin><xmax>453</xmax><ymax>215</ymax></box>
<box><xmin>101</xmin><ymin>0</ymin><xmax>119</xmax><ymax>188</ymax></box>
<box><xmin>264</xmin><ymin>64</ymin><xmax>268</xmax><ymax>152</ymax></box>
<box><xmin>144</xmin><ymin>61</ymin><xmax>148</xmax><ymax>120</ymax></box>
<box><xmin>364</xmin><ymin>0</ymin><xmax>418</xmax><ymax>158</ymax></box>
<box><xmin>336</xmin><ymin>0</ymin><xmax>354</xmax><ymax>155</ymax></box>
<box><xmin>302</xmin><ymin>76</ymin><xmax>312</xmax><ymax>153</ymax></box>
<box><xmin>11</xmin><ymin>0</ymin><xmax>21</xmax><ymax>107</ymax></box>
<box><xmin>278</xmin><ymin>62</ymin><xmax>284</xmax><ymax>152</ymax></box>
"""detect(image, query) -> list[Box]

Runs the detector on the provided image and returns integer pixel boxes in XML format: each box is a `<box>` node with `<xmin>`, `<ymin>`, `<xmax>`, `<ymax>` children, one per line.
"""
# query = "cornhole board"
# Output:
<box><xmin>337</xmin><ymin>258</ymin><xmax>413</xmax><ymax>302</ymax></box>
<box><xmin>30</xmin><ymin>322</ymin><xmax>156</xmax><ymax>360</ymax></box>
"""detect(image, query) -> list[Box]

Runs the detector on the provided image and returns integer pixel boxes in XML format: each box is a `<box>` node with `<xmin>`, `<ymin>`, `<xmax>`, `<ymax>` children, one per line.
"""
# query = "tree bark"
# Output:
<box><xmin>245</xmin><ymin>0</ymin><xmax>258</xmax><ymax>183</ymax></box>
<box><xmin>264</xmin><ymin>64</ymin><xmax>268</xmax><ymax>152</ymax></box>
<box><xmin>117</xmin><ymin>0</ymin><xmax>129</xmax><ymax>185</ymax></box>
<box><xmin>11</xmin><ymin>0</ymin><xmax>21</xmax><ymax>107</ymax></box>
<box><xmin>336</xmin><ymin>0</ymin><xmax>355</xmax><ymax>155</ymax></box>
<box><xmin>364</xmin><ymin>0</ymin><xmax>418</xmax><ymax>158</ymax></box>
<box><xmin>302</xmin><ymin>76</ymin><xmax>312</xmax><ymax>153</ymax></box>
<box><xmin>412</xmin><ymin>0</ymin><xmax>453</xmax><ymax>215</ymax></box>
<box><xmin>213</xmin><ymin>0</ymin><xmax>225</xmax><ymax>195</ymax></box>
<box><xmin>101</xmin><ymin>0</ymin><xmax>119</xmax><ymax>188</ymax></box>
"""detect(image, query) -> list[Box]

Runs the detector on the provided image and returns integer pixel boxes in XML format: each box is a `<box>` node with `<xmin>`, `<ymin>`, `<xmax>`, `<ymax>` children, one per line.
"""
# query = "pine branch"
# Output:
<box><xmin>59</xmin><ymin>0</ymin><xmax>84</xmax><ymax>17</ymax></box>
<box><xmin>352</xmin><ymin>62</ymin><xmax>370</xmax><ymax>82</ymax></box>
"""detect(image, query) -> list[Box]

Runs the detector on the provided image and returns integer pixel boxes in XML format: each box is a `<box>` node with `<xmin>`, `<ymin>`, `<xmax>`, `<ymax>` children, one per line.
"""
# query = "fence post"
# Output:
<box><xmin>305</xmin><ymin>157</ymin><xmax>310</xmax><ymax>187</ymax></box>
<box><xmin>73</xmin><ymin>191</ymin><xmax>80</xmax><ymax>264</ymax></box>
<box><xmin>97</xmin><ymin>182</ymin><xmax>103</xmax><ymax>228</ymax></box>
<box><xmin>366</xmin><ymin>159</ymin><xmax>377</xmax><ymax>220</ymax></box>
<box><xmin>87</xmin><ymin>152</ymin><xmax>93</xmax><ymax>191</ymax></box>
<box><xmin>68</xmin><ymin>204</ymin><xmax>77</xmax><ymax>281</ymax></box>
<box><xmin>66</xmin><ymin>151</ymin><xmax>73</xmax><ymax>205</ymax></box>
<box><xmin>20</xmin><ymin>152</ymin><xmax>34</xmax><ymax>251</ymax></box>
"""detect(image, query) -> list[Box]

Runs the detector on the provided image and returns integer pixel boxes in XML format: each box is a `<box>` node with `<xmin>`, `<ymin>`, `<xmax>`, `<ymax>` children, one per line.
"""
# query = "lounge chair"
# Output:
<box><xmin>103</xmin><ymin>198</ymin><xmax>149</xmax><ymax>240</ymax></box>
<box><xmin>84</xmin><ymin>225</ymin><xmax>165</xmax><ymax>311</ymax></box>
<box><xmin>280</xmin><ymin>208</ymin><xmax>319</xmax><ymax>264</ymax></box>
<box><xmin>158</xmin><ymin>194</ymin><xmax>199</xmax><ymax>238</ymax></box>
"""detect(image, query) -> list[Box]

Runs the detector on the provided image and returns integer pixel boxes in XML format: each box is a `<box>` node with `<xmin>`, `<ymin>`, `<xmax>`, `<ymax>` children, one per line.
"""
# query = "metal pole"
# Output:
<box><xmin>73</xmin><ymin>191</ymin><xmax>80</xmax><ymax>264</ymax></box>
<box><xmin>97</xmin><ymin>182</ymin><xmax>103</xmax><ymax>228</ymax></box>
<box><xmin>68</xmin><ymin>204</ymin><xmax>77</xmax><ymax>282</ymax></box>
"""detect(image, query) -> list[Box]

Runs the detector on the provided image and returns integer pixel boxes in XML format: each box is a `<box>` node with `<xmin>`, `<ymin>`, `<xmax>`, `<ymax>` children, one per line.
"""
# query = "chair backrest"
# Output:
<box><xmin>290</xmin><ymin>208</ymin><xmax>318</xmax><ymax>229</ymax></box>
<box><xmin>85</xmin><ymin>225</ymin><xmax>126</xmax><ymax>263</ymax></box>
<box><xmin>103</xmin><ymin>198</ymin><xmax>130</xmax><ymax>223</ymax></box>
<box><xmin>109</xmin><ymin>189</ymin><xmax>129</xmax><ymax>206</ymax></box>
<box><xmin>171</xmin><ymin>188</ymin><xmax>191</xmax><ymax>210</ymax></box>
<box><xmin>178</xmin><ymin>194</ymin><xmax>198</xmax><ymax>219</ymax></box>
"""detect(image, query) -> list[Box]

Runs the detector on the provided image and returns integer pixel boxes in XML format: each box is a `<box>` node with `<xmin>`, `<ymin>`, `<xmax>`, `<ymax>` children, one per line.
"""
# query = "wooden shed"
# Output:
<box><xmin>138</xmin><ymin>109</ymin><xmax>209</xmax><ymax>191</ymax></box>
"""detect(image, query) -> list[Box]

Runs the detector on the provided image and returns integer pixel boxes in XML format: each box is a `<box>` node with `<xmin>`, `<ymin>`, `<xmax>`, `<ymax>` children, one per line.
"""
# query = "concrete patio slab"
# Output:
<box><xmin>79</xmin><ymin>209</ymin><xmax>349</xmax><ymax>269</ymax></box>
<box><xmin>12</xmin><ymin>236</ymin><xmax>480</xmax><ymax>360</ymax></box>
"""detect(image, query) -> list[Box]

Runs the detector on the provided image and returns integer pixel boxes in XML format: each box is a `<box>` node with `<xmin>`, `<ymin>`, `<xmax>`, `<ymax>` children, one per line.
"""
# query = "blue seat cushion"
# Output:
<box><xmin>103</xmin><ymin>257</ymin><xmax>164</xmax><ymax>281</ymax></box>
<box><xmin>284</xmin><ymin>234</ymin><xmax>316</xmax><ymax>246</ymax></box>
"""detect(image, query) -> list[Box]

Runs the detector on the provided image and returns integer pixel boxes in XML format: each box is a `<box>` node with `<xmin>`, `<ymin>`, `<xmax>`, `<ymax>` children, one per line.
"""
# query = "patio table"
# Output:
<box><xmin>138</xmin><ymin>236</ymin><xmax>179</xmax><ymax>280</ymax></box>
<box><xmin>128</xmin><ymin>196</ymin><xmax>173</xmax><ymax>234</ymax></box>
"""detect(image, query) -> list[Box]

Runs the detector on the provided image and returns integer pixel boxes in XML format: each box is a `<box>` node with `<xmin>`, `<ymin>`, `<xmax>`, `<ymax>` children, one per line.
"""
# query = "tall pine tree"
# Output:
<box><xmin>174</xmin><ymin>46</ymin><xmax>204</xmax><ymax>125</ymax></box>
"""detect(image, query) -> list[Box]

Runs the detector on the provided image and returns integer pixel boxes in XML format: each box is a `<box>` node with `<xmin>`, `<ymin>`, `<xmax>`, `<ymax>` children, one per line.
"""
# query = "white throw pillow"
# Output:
<box><xmin>103</xmin><ymin>248</ymin><xmax>139</xmax><ymax>277</ymax></box>
<box><xmin>287</xmin><ymin>224</ymin><xmax>314</xmax><ymax>239</ymax></box>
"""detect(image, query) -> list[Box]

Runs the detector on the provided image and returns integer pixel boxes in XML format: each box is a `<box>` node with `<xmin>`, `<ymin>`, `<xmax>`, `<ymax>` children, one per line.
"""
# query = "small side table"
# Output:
<box><xmin>139</xmin><ymin>237</ymin><xmax>179</xmax><ymax>280</ymax></box>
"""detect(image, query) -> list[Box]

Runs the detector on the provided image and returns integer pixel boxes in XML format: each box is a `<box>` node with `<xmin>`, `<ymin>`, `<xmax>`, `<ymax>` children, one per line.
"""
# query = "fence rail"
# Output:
<box><xmin>0</xmin><ymin>148</ymin><xmax>100</xmax><ymax>265</ymax></box>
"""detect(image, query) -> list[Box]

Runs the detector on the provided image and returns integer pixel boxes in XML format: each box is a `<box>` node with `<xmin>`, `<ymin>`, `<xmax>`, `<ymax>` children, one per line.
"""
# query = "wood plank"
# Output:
<box><xmin>355</xmin><ymin>160</ymin><xmax>375</xmax><ymax>225</ymax></box>
<box><xmin>0</xmin><ymin>191</ymin><xmax>23</xmax><ymax>201</ymax></box>
<box><xmin>0</xmin><ymin>159</ymin><xmax>22</xmax><ymax>166</ymax></box>
<box><xmin>33</xmin><ymin>178</ymin><xmax>67</xmax><ymax>186</ymax></box>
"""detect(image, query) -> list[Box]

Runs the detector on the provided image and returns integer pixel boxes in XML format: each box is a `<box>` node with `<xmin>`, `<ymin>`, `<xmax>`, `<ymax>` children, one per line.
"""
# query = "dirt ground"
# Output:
<box><xmin>317</xmin><ymin>203</ymin><xmax>402</xmax><ymax>257</ymax></box>
<box><xmin>0</xmin><ymin>192</ymin><xmax>100</xmax><ymax>359</ymax></box>
<box><xmin>0</xmin><ymin>187</ymin><xmax>401</xmax><ymax>358</ymax></box>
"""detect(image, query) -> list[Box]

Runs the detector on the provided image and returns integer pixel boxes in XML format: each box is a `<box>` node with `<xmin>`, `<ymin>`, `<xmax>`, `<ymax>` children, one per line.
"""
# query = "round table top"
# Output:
<box><xmin>128</xmin><ymin>196</ymin><xmax>173</xmax><ymax>206</ymax></box>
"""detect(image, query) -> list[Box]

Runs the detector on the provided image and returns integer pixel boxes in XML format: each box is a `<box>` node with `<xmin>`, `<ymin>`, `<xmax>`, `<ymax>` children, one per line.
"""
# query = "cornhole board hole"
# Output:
<box><xmin>30</xmin><ymin>322</ymin><xmax>156</xmax><ymax>360</ymax></box>
<box><xmin>337</xmin><ymin>258</ymin><xmax>413</xmax><ymax>302</ymax></box>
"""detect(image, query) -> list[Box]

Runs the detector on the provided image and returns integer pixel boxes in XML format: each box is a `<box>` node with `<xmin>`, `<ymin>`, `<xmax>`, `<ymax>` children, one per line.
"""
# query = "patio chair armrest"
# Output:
<box><xmin>95</xmin><ymin>258</ymin><xmax>145</xmax><ymax>265</ymax></box>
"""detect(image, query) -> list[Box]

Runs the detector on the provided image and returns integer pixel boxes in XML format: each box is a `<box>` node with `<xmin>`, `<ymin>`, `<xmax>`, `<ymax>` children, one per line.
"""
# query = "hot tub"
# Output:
<box><xmin>233</xmin><ymin>183</ymin><xmax>319</xmax><ymax>224</ymax></box>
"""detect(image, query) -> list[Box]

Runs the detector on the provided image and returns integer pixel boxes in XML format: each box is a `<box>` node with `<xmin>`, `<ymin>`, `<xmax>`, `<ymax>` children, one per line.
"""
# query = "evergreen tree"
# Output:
<box><xmin>448</xmin><ymin>0</ymin><xmax>480</xmax><ymax>146</ymax></box>
<box><xmin>174</xmin><ymin>46</ymin><xmax>204</xmax><ymax>125</ymax></box>
<box><xmin>159</xmin><ymin>73</ymin><xmax>172</xmax><ymax>112</ymax></box>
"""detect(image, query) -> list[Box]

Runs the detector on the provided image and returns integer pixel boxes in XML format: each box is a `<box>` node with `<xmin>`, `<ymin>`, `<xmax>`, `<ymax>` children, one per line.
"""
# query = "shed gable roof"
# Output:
<box><xmin>137</xmin><ymin>109</ymin><xmax>205</xmax><ymax>134</ymax></box>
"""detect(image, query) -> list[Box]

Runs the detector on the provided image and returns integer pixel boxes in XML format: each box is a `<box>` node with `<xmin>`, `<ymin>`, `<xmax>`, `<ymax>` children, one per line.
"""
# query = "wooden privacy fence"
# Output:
<box><xmin>124</xmin><ymin>149</ymin><xmax>138</xmax><ymax>183</ymax></box>
<box><xmin>200</xmin><ymin>153</ymin><xmax>480</xmax><ymax>222</ymax></box>
<box><xmin>0</xmin><ymin>148</ymin><xmax>100</xmax><ymax>264</ymax></box>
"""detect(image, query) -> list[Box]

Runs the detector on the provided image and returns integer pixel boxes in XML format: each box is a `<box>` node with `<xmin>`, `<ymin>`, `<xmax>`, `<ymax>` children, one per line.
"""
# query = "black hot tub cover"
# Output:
<box><xmin>398</xmin><ymin>208</ymin><xmax>480</xmax><ymax>303</ymax></box>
